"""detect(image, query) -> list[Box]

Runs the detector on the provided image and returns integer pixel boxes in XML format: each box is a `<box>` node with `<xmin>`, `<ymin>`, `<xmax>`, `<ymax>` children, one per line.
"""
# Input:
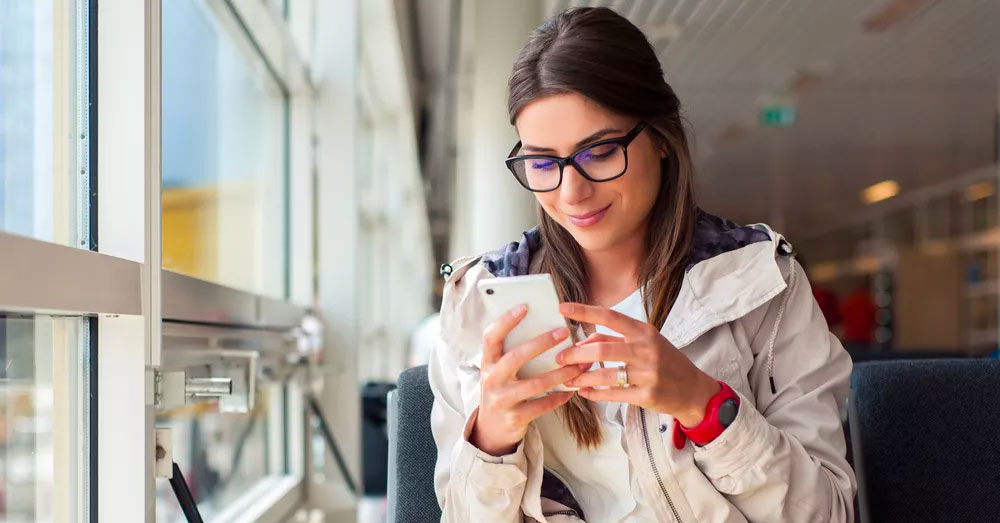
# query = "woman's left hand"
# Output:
<box><xmin>556</xmin><ymin>302</ymin><xmax>722</xmax><ymax>427</ymax></box>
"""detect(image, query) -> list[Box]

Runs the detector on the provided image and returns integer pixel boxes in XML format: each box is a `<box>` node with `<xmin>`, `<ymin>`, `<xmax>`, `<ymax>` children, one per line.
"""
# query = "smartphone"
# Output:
<box><xmin>477</xmin><ymin>274</ymin><xmax>578</xmax><ymax>392</ymax></box>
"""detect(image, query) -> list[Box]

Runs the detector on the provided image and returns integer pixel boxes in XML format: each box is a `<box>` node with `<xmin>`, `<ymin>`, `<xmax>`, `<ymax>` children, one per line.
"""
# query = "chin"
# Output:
<box><xmin>561</xmin><ymin>222</ymin><xmax>619</xmax><ymax>252</ymax></box>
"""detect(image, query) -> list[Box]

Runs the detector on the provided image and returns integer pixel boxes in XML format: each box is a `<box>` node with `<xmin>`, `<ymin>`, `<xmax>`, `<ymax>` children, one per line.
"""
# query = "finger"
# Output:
<box><xmin>491</xmin><ymin>326</ymin><xmax>570</xmax><ymax>382</ymax></box>
<box><xmin>514</xmin><ymin>391</ymin><xmax>574</xmax><ymax>422</ymax></box>
<box><xmin>560</xmin><ymin>302</ymin><xmax>649</xmax><ymax>338</ymax></box>
<box><xmin>564</xmin><ymin>367</ymin><xmax>653</xmax><ymax>389</ymax></box>
<box><xmin>508</xmin><ymin>364</ymin><xmax>586</xmax><ymax>401</ymax></box>
<box><xmin>556</xmin><ymin>341</ymin><xmax>643</xmax><ymax>366</ymax></box>
<box><xmin>576</xmin><ymin>332</ymin><xmax>624</xmax><ymax>345</ymax></box>
<box><xmin>481</xmin><ymin>304</ymin><xmax>528</xmax><ymax>369</ymax></box>
<box><xmin>577</xmin><ymin>386</ymin><xmax>646</xmax><ymax>405</ymax></box>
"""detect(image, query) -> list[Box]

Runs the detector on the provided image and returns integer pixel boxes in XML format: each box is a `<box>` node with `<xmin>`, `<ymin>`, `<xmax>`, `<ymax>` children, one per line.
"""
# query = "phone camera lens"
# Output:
<box><xmin>486</xmin><ymin>289</ymin><xmax>494</xmax><ymax>295</ymax></box>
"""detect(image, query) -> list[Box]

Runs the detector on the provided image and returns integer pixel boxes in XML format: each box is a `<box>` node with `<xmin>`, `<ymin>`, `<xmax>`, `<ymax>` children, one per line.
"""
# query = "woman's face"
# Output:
<box><xmin>514</xmin><ymin>92</ymin><xmax>665</xmax><ymax>252</ymax></box>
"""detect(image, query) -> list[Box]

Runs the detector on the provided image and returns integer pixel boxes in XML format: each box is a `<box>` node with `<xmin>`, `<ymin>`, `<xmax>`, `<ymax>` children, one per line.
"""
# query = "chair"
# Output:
<box><xmin>387</xmin><ymin>365</ymin><xmax>442</xmax><ymax>523</ymax></box>
<box><xmin>849</xmin><ymin>359</ymin><xmax>1000</xmax><ymax>523</ymax></box>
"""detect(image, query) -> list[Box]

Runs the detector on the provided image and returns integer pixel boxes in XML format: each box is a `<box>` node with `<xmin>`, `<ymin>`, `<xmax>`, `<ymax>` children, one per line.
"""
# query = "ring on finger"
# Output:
<box><xmin>617</xmin><ymin>365</ymin><xmax>630</xmax><ymax>388</ymax></box>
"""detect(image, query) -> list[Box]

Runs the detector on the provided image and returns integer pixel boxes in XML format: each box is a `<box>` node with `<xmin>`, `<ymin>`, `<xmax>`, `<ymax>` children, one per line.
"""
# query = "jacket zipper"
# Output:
<box><xmin>640</xmin><ymin>407</ymin><xmax>683</xmax><ymax>523</ymax></box>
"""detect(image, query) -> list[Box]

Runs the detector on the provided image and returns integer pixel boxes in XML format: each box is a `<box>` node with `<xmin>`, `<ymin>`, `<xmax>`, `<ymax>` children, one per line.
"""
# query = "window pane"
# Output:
<box><xmin>0</xmin><ymin>317</ymin><xmax>89</xmax><ymax>523</ymax></box>
<box><xmin>155</xmin><ymin>384</ymin><xmax>285</xmax><ymax>521</ymax></box>
<box><xmin>0</xmin><ymin>2</ymin><xmax>87</xmax><ymax>246</ymax></box>
<box><xmin>162</xmin><ymin>0</ymin><xmax>288</xmax><ymax>298</ymax></box>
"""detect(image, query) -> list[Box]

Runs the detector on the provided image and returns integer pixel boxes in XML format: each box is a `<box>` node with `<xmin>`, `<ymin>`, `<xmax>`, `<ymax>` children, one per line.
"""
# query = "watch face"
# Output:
<box><xmin>718</xmin><ymin>399</ymin><xmax>739</xmax><ymax>428</ymax></box>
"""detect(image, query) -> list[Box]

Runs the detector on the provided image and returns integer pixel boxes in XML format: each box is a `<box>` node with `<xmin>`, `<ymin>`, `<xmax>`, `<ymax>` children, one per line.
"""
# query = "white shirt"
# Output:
<box><xmin>537</xmin><ymin>289</ymin><xmax>662</xmax><ymax>522</ymax></box>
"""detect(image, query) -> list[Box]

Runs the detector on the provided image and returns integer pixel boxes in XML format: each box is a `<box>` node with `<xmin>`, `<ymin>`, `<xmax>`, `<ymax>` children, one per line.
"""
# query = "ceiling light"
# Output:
<box><xmin>964</xmin><ymin>181</ymin><xmax>995</xmax><ymax>202</ymax></box>
<box><xmin>861</xmin><ymin>180</ymin><xmax>900</xmax><ymax>205</ymax></box>
<box><xmin>862</xmin><ymin>0</ymin><xmax>936</xmax><ymax>32</ymax></box>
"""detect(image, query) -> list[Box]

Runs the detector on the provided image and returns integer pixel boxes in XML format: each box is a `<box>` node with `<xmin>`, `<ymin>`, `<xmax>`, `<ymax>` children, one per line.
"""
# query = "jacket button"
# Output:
<box><xmin>659</xmin><ymin>423</ymin><xmax>668</xmax><ymax>433</ymax></box>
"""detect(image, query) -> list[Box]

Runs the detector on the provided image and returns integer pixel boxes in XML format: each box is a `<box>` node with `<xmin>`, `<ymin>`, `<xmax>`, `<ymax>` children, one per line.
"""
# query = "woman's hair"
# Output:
<box><xmin>507</xmin><ymin>7</ymin><xmax>697</xmax><ymax>448</ymax></box>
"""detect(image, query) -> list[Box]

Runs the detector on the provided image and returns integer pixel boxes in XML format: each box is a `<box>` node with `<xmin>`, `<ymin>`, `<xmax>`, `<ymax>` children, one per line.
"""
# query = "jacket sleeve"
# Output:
<box><xmin>692</xmin><ymin>257</ymin><xmax>857</xmax><ymax>523</ymax></box>
<box><xmin>428</xmin><ymin>332</ymin><xmax>529</xmax><ymax>522</ymax></box>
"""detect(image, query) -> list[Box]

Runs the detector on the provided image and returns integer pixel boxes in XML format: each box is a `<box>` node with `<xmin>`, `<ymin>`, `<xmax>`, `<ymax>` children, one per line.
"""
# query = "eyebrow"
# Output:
<box><xmin>520</xmin><ymin>127</ymin><xmax>622</xmax><ymax>154</ymax></box>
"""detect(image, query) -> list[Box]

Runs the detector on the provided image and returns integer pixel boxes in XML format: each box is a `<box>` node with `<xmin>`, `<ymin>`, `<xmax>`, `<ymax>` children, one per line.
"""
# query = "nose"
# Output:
<box><xmin>559</xmin><ymin>164</ymin><xmax>594</xmax><ymax>206</ymax></box>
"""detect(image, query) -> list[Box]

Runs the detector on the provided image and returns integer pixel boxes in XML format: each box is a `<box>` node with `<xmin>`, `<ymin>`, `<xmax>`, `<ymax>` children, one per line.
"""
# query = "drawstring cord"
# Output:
<box><xmin>765</xmin><ymin>254</ymin><xmax>796</xmax><ymax>394</ymax></box>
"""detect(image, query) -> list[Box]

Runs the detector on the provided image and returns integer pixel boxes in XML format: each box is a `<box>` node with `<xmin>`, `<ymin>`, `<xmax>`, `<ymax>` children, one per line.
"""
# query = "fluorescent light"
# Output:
<box><xmin>964</xmin><ymin>181</ymin><xmax>995</xmax><ymax>202</ymax></box>
<box><xmin>861</xmin><ymin>180</ymin><xmax>900</xmax><ymax>205</ymax></box>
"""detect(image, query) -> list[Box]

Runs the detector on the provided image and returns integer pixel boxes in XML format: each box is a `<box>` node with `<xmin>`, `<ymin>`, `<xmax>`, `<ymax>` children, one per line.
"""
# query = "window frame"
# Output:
<box><xmin>0</xmin><ymin>0</ymin><xmax>318</xmax><ymax>522</ymax></box>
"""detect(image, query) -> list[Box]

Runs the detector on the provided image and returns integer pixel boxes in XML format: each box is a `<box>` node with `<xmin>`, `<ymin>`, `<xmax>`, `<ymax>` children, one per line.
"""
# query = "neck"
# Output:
<box><xmin>582</xmin><ymin>221</ymin><xmax>647</xmax><ymax>307</ymax></box>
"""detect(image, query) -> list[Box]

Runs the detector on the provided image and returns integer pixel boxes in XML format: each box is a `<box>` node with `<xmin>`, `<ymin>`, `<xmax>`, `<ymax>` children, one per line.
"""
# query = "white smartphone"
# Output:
<box><xmin>477</xmin><ymin>274</ymin><xmax>578</xmax><ymax>392</ymax></box>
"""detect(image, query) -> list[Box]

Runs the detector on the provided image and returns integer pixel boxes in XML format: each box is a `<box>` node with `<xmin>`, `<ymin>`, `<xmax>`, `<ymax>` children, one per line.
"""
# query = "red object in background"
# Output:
<box><xmin>841</xmin><ymin>288</ymin><xmax>877</xmax><ymax>343</ymax></box>
<box><xmin>813</xmin><ymin>288</ymin><xmax>841</xmax><ymax>328</ymax></box>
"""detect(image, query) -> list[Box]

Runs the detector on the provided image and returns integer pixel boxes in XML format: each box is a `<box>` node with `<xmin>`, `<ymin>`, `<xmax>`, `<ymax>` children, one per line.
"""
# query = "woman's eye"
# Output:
<box><xmin>530</xmin><ymin>159</ymin><xmax>557</xmax><ymax>170</ymax></box>
<box><xmin>580</xmin><ymin>144</ymin><xmax>617</xmax><ymax>161</ymax></box>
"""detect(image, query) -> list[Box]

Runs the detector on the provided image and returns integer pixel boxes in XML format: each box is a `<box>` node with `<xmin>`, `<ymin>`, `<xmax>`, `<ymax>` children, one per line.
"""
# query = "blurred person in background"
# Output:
<box><xmin>798</xmin><ymin>255</ymin><xmax>843</xmax><ymax>333</ymax></box>
<box><xmin>841</xmin><ymin>278</ymin><xmax>877</xmax><ymax>348</ymax></box>
<box><xmin>429</xmin><ymin>7</ymin><xmax>855</xmax><ymax>523</ymax></box>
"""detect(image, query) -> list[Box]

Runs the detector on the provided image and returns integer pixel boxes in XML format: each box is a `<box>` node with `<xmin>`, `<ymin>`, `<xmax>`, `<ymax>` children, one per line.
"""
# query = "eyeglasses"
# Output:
<box><xmin>504</xmin><ymin>122</ymin><xmax>648</xmax><ymax>192</ymax></box>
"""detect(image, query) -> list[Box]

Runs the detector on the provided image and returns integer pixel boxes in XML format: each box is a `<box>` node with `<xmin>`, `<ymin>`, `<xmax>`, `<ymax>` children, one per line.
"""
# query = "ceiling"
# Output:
<box><xmin>543</xmin><ymin>0</ymin><xmax>1000</xmax><ymax>239</ymax></box>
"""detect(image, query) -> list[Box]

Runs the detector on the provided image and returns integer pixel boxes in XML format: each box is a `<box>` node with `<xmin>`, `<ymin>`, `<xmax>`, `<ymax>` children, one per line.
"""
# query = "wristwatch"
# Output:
<box><xmin>672</xmin><ymin>381</ymin><xmax>740</xmax><ymax>449</ymax></box>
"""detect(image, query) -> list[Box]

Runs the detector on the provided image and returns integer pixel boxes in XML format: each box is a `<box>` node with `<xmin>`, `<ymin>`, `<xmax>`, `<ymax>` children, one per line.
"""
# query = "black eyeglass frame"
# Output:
<box><xmin>504</xmin><ymin>122</ymin><xmax>648</xmax><ymax>192</ymax></box>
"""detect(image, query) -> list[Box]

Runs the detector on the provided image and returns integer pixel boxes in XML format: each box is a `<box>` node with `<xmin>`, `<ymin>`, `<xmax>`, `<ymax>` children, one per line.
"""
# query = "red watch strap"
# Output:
<box><xmin>672</xmin><ymin>381</ymin><xmax>739</xmax><ymax>449</ymax></box>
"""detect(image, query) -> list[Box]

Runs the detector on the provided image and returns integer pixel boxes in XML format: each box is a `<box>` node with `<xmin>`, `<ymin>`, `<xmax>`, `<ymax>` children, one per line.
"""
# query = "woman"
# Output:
<box><xmin>429</xmin><ymin>7</ymin><xmax>855</xmax><ymax>522</ymax></box>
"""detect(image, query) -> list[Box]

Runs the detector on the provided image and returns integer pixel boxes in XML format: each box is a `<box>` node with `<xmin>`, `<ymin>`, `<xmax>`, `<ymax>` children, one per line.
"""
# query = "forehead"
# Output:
<box><xmin>514</xmin><ymin>92</ymin><xmax>630</xmax><ymax>151</ymax></box>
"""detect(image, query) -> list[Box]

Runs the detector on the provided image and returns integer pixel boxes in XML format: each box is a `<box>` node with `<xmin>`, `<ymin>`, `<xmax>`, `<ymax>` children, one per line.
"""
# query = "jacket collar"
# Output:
<box><xmin>480</xmin><ymin>210</ymin><xmax>793</xmax><ymax>347</ymax></box>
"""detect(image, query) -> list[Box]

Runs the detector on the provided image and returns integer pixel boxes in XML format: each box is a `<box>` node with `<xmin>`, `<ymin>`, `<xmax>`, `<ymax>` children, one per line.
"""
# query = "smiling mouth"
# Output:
<box><xmin>569</xmin><ymin>204</ymin><xmax>611</xmax><ymax>220</ymax></box>
<box><xmin>567</xmin><ymin>203</ymin><xmax>612</xmax><ymax>227</ymax></box>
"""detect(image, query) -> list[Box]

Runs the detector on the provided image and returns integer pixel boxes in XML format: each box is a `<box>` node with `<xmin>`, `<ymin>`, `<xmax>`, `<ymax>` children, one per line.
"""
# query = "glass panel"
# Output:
<box><xmin>154</xmin><ymin>384</ymin><xmax>284</xmax><ymax>522</ymax></box>
<box><xmin>0</xmin><ymin>2</ymin><xmax>86</xmax><ymax>246</ymax></box>
<box><xmin>162</xmin><ymin>0</ymin><xmax>288</xmax><ymax>298</ymax></box>
<box><xmin>0</xmin><ymin>317</ymin><xmax>88</xmax><ymax>523</ymax></box>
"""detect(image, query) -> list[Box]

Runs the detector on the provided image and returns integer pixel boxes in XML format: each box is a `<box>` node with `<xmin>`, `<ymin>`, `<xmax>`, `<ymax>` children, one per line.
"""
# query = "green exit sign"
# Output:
<box><xmin>760</xmin><ymin>105</ymin><xmax>796</xmax><ymax>127</ymax></box>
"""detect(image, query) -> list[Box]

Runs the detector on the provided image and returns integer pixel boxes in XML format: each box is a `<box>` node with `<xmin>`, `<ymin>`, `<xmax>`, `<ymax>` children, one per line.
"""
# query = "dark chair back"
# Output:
<box><xmin>386</xmin><ymin>365</ymin><xmax>442</xmax><ymax>523</ymax></box>
<box><xmin>850</xmin><ymin>359</ymin><xmax>1000</xmax><ymax>523</ymax></box>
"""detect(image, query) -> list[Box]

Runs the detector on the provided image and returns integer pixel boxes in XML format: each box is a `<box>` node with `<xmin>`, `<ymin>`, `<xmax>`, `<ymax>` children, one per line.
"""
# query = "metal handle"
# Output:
<box><xmin>185</xmin><ymin>377</ymin><xmax>233</xmax><ymax>397</ymax></box>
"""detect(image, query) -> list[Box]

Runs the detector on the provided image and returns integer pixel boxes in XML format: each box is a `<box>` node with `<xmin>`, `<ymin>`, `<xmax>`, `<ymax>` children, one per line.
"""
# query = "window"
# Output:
<box><xmin>0</xmin><ymin>317</ymin><xmax>90</xmax><ymax>523</ymax></box>
<box><xmin>154</xmin><ymin>395</ymin><xmax>269</xmax><ymax>521</ymax></box>
<box><xmin>0</xmin><ymin>1</ymin><xmax>89</xmax><ymax>247</ymax></box>
<box><xmin>162</xmin><ymin>0</ymin><xmax>288</xmax><ymax>299</ymax></box>
<box><xmin>0</xmin><ymin>3</ymin><xmax>93</xmax><ymax>521</ymax></box>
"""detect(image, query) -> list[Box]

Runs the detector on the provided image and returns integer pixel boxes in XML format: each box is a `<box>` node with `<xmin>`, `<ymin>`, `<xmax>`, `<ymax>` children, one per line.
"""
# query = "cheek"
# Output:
<box><xmin>534</xmin><ymin>192</ymin><xmax>560</xmax><ymax>217</ymax></box>
<box><xmin>619</xmin><ymin>154</ymin><xmax>661</xmax><ymax>210</ymax></box>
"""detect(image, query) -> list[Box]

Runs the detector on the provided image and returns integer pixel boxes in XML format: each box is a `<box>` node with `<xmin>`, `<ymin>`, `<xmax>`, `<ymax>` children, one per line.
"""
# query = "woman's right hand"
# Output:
<box><xmin>470</xmin><ymin>304</ymin><xmax>588</xmax><ymax>456</ymax></box>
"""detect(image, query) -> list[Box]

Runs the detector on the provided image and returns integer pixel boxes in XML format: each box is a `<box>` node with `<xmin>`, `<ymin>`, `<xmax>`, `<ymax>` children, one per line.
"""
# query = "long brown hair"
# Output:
<box><xmin>507</xmin><ymin>7</ymin><xmax>697</xmax><ymax>448</ymax></box>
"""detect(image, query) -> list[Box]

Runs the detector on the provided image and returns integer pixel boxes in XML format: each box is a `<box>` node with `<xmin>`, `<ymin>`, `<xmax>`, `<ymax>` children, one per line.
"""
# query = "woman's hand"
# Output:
<box><xmin>470</xmin><ymin>304</ymin><xmax>589</xmax><ymax>456</ymax></box>
<box><xmin>556</xmin><ymin>302</ymin><xmax>721</xmax><ymax>428</ymax></box>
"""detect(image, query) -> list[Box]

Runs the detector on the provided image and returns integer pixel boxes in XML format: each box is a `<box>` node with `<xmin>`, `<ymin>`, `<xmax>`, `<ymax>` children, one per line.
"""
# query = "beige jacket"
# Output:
<box><xmin>429</xmin><ymin>212</ymin><xmax>857</xmax><ymax>522</ymax></box>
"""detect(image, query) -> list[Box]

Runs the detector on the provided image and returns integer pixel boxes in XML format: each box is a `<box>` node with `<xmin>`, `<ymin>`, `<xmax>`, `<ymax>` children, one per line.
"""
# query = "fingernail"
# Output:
<box><xmin>511</xmin><ymin>304</ymin><xmax>527</xmax><ymax>317</ymax></box>
<box><xmin>552</xmin><ymin>327</ymin><xmax>568</xmax><ymax>340</ymax></box>
<box><xmin>559</xmin><ymin>303</ymin><xmax>574</xmax><ymax>314</ymax></box>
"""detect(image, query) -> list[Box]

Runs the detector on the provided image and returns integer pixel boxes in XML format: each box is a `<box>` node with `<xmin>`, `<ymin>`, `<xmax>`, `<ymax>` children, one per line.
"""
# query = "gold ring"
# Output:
<box><xmin>617</xmin><ymin>366</ymin><xmax>629</xmax><ymax>388</ymax></box>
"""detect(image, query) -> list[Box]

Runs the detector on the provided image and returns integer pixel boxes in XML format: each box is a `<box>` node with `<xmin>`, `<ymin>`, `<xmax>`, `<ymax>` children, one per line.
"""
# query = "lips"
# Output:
<box><xmin>567</xmin><ymin>203</ymin><xmax>611</xmax><ymax>227</ymax></box>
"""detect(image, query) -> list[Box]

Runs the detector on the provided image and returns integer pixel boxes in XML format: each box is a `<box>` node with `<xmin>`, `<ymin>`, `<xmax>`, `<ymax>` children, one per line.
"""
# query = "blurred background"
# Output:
<box><xmin>1</xmin><ymin>0</ymin><xmax>999</xmax><ymax>521</ymax></box>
